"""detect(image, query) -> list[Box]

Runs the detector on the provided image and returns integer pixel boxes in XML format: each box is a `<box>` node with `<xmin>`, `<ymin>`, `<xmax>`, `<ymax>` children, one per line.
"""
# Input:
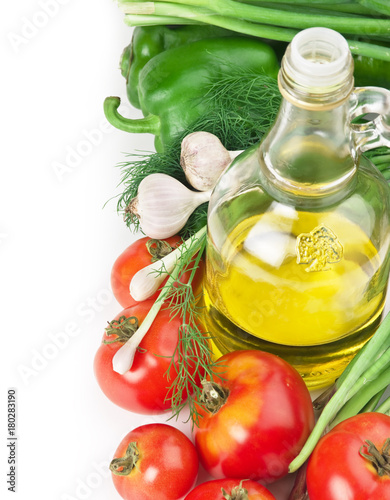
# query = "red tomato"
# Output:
<box><xmin>184</xmin><ymin>478</ymin><xmax>276</xmax><ymax>499</ymax></box>
<box><xmin>111</xmin><ymin>423</ymin><xmax>198</xmax><ymax>500</ymax></box>
<box><xmin>111</xmin><ymin>236</ymin><xmax>204</xmax><ymax>308</ymax></box>
<box><xmin>94</xmin><ymin>301</ymin><xmax>202</xmax><ymax>414</ymax></box>
<box><xmin>307</xmin><ymin>412</ymin><xmax>390</xmax><ymax>500</ymax></box>
<box><xmin>193</xmin><ymin>350</ymin><xmax>314</xmax><ymax>483</ymax></box>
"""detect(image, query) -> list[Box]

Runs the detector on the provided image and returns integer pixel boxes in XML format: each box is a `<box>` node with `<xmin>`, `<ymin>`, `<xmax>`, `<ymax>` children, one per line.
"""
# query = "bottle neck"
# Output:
<box><xmin>278</xmin><ymin>27</ymin><xmax>354</xmax><ymax>111</ymax></box>
<box><xmin>259</xmin><ymin>28</ymin><xmax>357</xmax><ymax>204</ymax></box>
<box><xmin>259</xmin><ymin>96</ymin><xmax>357</xmax><ymax>202</ymax></box>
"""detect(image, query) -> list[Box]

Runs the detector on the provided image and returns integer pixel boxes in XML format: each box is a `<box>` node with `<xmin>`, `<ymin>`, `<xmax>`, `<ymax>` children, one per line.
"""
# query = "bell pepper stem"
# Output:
<box><xmin>104</xmin><ymin>96</ymin><xmax>161</xmax><ymax>135</ymax></box>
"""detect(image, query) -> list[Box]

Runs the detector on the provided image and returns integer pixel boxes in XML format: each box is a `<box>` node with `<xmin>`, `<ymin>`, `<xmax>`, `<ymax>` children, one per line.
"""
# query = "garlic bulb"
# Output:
<box><xmin>128</xmin><ymin>173</ymin><xmax>211</xmax><ymax>239</ymax></box>
<box><xmin>180</xmin><ymin>131</ymin><xmax>242</xmax><ymax>191</ymax></box>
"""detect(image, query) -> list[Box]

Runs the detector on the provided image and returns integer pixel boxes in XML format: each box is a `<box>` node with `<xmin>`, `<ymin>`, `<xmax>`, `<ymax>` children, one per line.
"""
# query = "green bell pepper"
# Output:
<box><xmin>124</xmin><ymin>25</ymin><xmax>241</xmax><ymax>109</ymax></box>
<box><xmin>104</xmin><ymin>37</ymin><xmax>279</xmax><ymax>152</ymax></box>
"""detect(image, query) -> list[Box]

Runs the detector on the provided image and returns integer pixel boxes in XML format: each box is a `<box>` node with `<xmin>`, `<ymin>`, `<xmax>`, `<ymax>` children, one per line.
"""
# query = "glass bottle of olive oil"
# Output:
<box><xmin>204</xmin><ymin>28</ymin><xmax>390</xmax><ymax>389</ymax></box>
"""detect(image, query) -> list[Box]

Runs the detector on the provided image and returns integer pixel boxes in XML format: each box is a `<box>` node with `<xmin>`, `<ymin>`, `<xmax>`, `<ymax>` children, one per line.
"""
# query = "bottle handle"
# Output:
<box><xmin>349</xmin><ymin>87</ymin><xmax>390</xmax><ymax>153</ymax></box>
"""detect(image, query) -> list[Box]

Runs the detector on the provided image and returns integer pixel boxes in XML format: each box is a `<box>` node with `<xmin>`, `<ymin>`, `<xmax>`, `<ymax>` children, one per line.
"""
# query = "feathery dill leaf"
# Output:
<box><xmin>160</xmin><ymin>234</ymin><xmax>221</xmax><ymax>426</ymax></box>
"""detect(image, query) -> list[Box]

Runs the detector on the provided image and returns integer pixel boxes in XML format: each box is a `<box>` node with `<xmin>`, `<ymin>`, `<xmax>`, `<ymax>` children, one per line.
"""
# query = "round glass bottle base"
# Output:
<box><xmin>202</xmin><ymin>289</ymin><xmax>384</xmax><ymax>390</ymax></box>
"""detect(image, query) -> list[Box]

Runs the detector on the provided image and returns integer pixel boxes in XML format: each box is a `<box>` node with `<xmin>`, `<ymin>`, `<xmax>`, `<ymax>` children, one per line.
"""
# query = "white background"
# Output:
<box><xmin>0</xmin><ymin>2</ymin><xmax>292</xmax><ymax>499</ymax></box>
<box><xmin>0</xmin><ymin>3</ymin><xmax>388</xmax><ymax>500</ymax></box>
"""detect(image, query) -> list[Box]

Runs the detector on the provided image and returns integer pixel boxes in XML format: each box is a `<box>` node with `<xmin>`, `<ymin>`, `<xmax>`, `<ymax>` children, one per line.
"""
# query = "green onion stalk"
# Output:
<box><xmin>289</xmin><ymin>311</ymin><xmax>390</xmax><ymax>473</ymax></box>
<box><xmin>118</xmin><ymin>0</ymin><xmax>390</xmax><ymax>61</ymax></box>
<box><xmin>287</xmin><ymin>311</ymin><xmax>390</xmax><ymax>499</ymax></box>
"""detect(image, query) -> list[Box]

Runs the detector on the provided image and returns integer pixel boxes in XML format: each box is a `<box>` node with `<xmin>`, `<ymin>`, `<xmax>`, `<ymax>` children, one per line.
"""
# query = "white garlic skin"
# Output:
<box><xmin>130</xmin><ymin>173</ymin><xmax>211</xmax><ymax>239</ymax></box>
<box><xmin>180</xmin><ymin>131</ymin><xmax>233</xmax><ymax>191</ymax></box>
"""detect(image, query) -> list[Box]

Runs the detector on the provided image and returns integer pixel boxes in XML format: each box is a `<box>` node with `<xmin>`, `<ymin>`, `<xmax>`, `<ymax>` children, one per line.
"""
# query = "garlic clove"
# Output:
<box><xmin>181</xmin><ymin>131</ymin><xmax>237</xmax><ymax>191</ymax></box>
<box><xmin>127</xmin><ymin>173</ymin><xmax>211</xmax><ymax>239</ymax></box>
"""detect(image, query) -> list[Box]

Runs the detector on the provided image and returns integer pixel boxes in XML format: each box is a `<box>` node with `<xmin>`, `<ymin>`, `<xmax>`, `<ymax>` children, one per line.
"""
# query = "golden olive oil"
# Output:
<box><xmin>204</xmin><ymin>30</ymin><xmax>390</xmax><ymax>389</ymax></box>
<box><xmin>204</xmin><ymin>208</ymin><xmax>385</xmax><ymax>389</ymax></box>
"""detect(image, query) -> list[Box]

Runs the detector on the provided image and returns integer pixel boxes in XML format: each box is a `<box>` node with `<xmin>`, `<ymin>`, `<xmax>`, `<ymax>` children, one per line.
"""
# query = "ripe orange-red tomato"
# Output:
<box><xmin>307</xmin><ymin>412</ymin><xmax>390</xmax><ymax>500</ymax></box>
<box><xmin>193</xmin><ymin>350</ymin><xmax>315</xmax><ymax>483</ymax></box>
<box><xmin>94</xmin><ymin>301</ymin><xmax>203</xmax><ymax>414</ymax></box>
<box><xmin>111</xmin><ymin>423</ymin><xmax>198</xmax><ymax>500</ymax></box>
<box><xmin>184</xmin><ymin>478</ymin><xmax>276</xmax><ymax>499</ymax></box>
<box><xmin>111</xmin><ymin>236</ymin><xmax>204</xmax><ymax>308</ymax></box>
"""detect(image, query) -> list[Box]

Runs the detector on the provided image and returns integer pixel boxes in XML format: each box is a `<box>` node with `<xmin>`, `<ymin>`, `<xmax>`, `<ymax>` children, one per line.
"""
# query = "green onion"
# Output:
<box><xmin>289</xmin><ymin>312</ymin><xmax>390</xmax><ymax>472</ymax></box>
<box><xmin>359</xmin><ymin>387</ymin><xmax>388</xmax><ymax>413</ymax></box>
<box><xmin>329</xmin><ymin>359</ymin><xmax>390</xmax><ymax>428</ymax></box>
<box><xmin>120</xmin><ymin>0</ymin><xmax>390</xmax><ymax>61</ymax></box>
<box><xmin>376</xmin><ymin>395</ymin><xmax>390</xmax><ymax>415</ymax></box>
<box><xmin>358</xmin><ymin>0</ymin><xmax>390</xmax><ymax>16</ymax></box>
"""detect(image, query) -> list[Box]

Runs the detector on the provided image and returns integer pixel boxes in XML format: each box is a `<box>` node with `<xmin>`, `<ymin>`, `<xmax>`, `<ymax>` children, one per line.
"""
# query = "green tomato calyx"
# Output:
<box><xmin>104</xmin><ymin>315</ymin><xmax>139</xmax><ymax>344</ymax></box>
<box><xmin>146</xmin><ymin>238</ymin><xmax>175</xmax><ymax>262</ymax></box>
<box><xmin>200</xmin><ymin>380</ymin><xmax>229</xmax><ymax>414</ymax></box>
<box><xmin>360</xmin><ymin>438</ymin><xmax>390</xmax><ymax>477</ymax></box>
<box><xmin>222</xmin><ymin>481</ymin><xmax>249</xmax><ymax>500</ymax></box>
<box><xmin>110</xmin><ymin>442</ymin><xmax>140</xmax><ymax>476</ymax></box>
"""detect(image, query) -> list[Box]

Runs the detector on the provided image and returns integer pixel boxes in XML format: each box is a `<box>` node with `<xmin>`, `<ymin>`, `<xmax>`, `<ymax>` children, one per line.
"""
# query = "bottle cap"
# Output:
<box><xmin>280</xmin><ymin>27</ymin><xmax>354</xmax><ymax>108</ymax></box>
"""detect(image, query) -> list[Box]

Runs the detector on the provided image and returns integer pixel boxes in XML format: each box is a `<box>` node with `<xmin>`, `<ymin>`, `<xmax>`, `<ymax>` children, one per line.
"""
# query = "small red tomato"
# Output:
<box><xmin>193</xmin><ymin>350</ymin><xmax>315</xmax><ymax>483</ymax></box>
<box><xmin>111</xmin><ymin>423</ymin><xmax>199</xmax><ymax>500</ymax></box>
<box><xmin>307</xmin><ymin>412</ymin><xmax>390</xmax><ymax>500</ymax></box>
<box><xmin>184</xmin><ymin>478</ymin><xmax>276</xmax><ymax>499</ymax></box>
<box><xmin>94</xmin><ymin>301</ymin><xmax>202</xmax><ymax>414</ymax></box>
<box><xmin>111</xmin><ymin>236</ymin><xmax>203</xmax><ymax>308</ymax></box>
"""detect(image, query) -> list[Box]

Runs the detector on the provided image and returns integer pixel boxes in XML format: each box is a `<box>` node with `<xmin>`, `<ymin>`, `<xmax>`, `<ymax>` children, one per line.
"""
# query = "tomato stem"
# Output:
<box><xmin>109</xmin><ymin>442</ymin><xmax>140</xmax><ymax>476</ymax></box>
<box><xmin>200</xmin><ymin>380</ymin><xmax>229</xmax><ymax>414</ymax></box>
<box><xmin>103</xmin><ymin>315</ymin><xmax>139</xmax><ymax>344</ymax></box>
<box><xmin>222</xmin><ymin>480</ymin><xmax>249</xmax><ymax>500</ymax></box>
<box><xmin>359</xmin><ymin>439</ymin><xmax>390</xmax><ymax>477</ymax></box>
<box><xmin>146</xmin><ymin>238</ymin><xmax>175</xmax><ymax>262</ymax></box>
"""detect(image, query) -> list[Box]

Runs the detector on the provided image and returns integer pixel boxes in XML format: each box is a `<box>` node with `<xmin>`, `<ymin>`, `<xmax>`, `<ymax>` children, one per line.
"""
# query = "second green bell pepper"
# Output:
<box><xmin>123</xmin><ymin>25</ymin><xmax>243</xmax><ymax>109</ymax></box>
<box><xmin>104</xmin><ymin>37</ymin><xmax>279</xmax><ymax>152</ymax></box>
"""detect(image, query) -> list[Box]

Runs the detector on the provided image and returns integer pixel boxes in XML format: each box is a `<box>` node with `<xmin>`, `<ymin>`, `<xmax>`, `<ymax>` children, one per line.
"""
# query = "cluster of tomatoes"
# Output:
<box><xmin>94</xmin><ymin>236</ymin><xmax>390</xmax><ymax>500</ymax></box>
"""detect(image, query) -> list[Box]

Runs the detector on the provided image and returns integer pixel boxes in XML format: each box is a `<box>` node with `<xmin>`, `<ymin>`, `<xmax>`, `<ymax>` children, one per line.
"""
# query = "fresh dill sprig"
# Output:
<box><xmin>134</xmin><ymin>225</ymin><xmax>219</xmax><ymax>425</ymax></box>
<box><xmin>161</xmin><ymin>234</ymin><xmax>220</xmax><ymax>426</ymax></box>
<box><xmin>203</xmin><ymin>71</ymin><xmax>281</xmax><ymax>142</ymax></box>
